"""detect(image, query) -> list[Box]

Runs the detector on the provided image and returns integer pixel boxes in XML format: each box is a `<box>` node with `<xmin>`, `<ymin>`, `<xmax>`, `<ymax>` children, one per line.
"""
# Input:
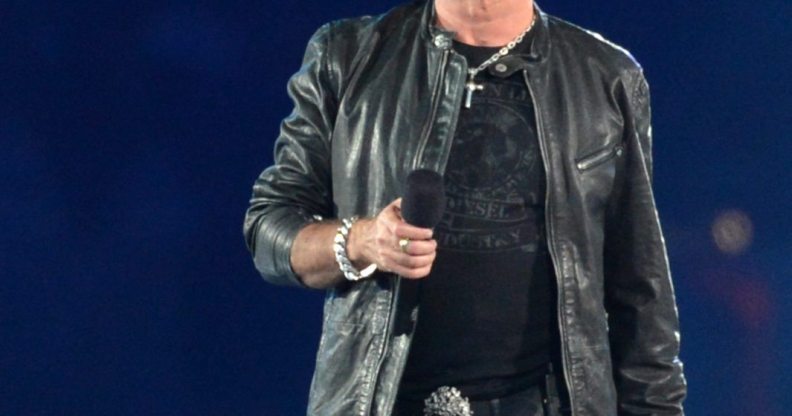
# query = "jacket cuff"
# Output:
<box><xmin>252</xmin><ymin>208</ymin><xmax>315</xmax><ymax>288</ymax></box>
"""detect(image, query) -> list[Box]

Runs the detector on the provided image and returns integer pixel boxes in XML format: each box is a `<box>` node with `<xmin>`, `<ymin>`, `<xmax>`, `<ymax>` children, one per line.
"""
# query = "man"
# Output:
<box><xmin>244</xmin><ymin>0</ymin><xmax>686</xmax><ymax>414</ymax></box>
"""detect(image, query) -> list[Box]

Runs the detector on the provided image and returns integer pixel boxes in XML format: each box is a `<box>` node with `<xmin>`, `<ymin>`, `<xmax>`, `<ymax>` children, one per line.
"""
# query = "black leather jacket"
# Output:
<box><xmin>244</xmin><ymin>2</ymin><xmax>686</xmax><ymax>415</ymax></box>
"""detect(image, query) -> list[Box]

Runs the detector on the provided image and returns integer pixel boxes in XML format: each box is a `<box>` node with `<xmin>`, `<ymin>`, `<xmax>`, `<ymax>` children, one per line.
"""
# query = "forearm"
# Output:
<box><xmin>291</xmin><ymin>219</ymin><xmax>373</xmax><ymax>289</ymax></box>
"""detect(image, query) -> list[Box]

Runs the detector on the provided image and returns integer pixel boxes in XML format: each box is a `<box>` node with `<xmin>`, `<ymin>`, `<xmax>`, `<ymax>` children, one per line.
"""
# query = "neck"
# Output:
<box><xmin>434</xmin><ymin>0</ymin><xmax>535</xmax><ymax>46</ymax></box>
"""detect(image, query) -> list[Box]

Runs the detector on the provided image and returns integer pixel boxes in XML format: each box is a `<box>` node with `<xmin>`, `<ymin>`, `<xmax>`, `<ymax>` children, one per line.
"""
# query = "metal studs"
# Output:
<box><xmin>495</xmin><ymin>63</ymin><xmax>508</xmax><ymax>73</ymax></box>
<box><xmin>433</xmin><ymin>34</ymin><xmax>451</xmax><ymax>49</ymax></box>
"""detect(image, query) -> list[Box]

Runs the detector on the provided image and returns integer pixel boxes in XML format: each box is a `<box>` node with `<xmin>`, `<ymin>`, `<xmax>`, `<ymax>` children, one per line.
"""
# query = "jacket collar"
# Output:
<box><xmin>420</xmin><ymin>0</ymin><xmax>551</xmax><ymax>63</ymax></box>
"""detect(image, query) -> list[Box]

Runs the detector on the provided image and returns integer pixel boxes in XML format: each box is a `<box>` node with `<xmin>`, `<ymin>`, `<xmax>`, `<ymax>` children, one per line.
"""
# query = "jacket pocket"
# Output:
<box><xmin>575</xmin><ymin>144</ymin><xmax>624</xmax><ymax>172</ymax></box>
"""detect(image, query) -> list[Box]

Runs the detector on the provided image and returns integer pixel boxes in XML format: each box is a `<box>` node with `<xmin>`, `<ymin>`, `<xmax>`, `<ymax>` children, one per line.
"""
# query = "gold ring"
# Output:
<box><xmin>398</xmin><ymin>238</ymin><xmax>410</xmax><ymax>253</ymax></box>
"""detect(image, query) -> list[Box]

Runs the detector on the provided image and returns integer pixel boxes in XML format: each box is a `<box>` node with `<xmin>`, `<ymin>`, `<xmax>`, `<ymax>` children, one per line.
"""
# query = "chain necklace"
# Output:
<box><xmin>463</xmin><ymin>13</ymin><xmax>537</xmax><ymax>108</ymax></box>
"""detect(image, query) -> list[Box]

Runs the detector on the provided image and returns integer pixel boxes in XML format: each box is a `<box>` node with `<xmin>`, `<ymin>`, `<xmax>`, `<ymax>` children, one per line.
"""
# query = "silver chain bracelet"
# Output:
<box><xmin>333</xmin><ymin>216</ymin><xmax>377</xmax><ymax>281</ymax></box>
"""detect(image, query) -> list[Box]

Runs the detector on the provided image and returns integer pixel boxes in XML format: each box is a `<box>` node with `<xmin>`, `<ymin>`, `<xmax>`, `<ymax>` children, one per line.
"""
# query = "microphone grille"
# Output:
<box><xmin>401</xmin><ymin>169</ymin><xmax>446</xmax><ymax>228</ymax></box>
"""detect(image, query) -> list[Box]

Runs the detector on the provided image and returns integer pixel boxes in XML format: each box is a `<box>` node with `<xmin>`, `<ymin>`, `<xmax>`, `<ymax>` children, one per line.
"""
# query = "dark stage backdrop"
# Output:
<box><xmin>2</xmin><ymin>1</ymin><xmax>790</xmax><ymax>414</ymax></box>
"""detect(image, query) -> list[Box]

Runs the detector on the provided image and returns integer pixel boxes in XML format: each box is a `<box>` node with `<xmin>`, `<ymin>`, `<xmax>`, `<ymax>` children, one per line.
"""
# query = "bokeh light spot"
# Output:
<box><xmin>712</xmin><ymin>209</ymin><xmax>754</xmax><ymax>255</ymax></box>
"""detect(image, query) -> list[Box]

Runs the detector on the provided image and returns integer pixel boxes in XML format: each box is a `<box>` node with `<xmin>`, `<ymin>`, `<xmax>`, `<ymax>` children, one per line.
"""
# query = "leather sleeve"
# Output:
<box><xmin>603</xmin><ymin>69</ymin><xmax>687</xmax><ymax>415</ymax></box>
<box><xmin>243</xmin><ymin>24</ymin><xmax>337</xmax><ymax>288</ymax></box>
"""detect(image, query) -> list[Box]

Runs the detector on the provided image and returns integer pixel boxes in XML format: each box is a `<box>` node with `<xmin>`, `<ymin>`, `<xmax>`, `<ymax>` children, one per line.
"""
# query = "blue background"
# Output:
<box><xmin>2</xmin><ymin>0</ymin><xmax>790</xmax><ymax>414</ymax></box>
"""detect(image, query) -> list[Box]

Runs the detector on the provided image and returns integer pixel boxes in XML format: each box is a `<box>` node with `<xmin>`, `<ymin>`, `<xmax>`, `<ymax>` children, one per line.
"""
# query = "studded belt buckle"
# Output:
<box><xmin>423</xmin><ymin>386</ymin><xmax>473</xmax><ymax>416</ymax></box>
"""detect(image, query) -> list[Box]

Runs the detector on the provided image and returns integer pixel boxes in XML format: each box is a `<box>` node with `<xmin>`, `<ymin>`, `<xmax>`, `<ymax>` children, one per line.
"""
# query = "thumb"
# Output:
<box><xmin>392</xmin><ymin>198</ymin><xmax>404</xmax><ymax>220</ymax></box>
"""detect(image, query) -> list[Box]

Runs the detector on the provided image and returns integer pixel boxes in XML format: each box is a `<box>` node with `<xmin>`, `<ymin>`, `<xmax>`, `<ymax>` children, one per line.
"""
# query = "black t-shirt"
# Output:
<box><xmin>399</xmin><ymin>35</ymin><xmax>560</xmax><ymax>401</ymax></box>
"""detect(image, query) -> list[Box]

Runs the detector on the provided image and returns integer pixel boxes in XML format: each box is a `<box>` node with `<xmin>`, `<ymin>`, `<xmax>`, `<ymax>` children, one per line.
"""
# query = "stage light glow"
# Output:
<box><xmin>712</xmin><ymin>210</ymin><xmax>754</xmax><ymax>255</ymax></box>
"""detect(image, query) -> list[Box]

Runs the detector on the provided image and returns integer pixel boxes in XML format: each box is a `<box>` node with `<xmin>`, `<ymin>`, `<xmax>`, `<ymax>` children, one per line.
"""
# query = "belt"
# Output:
<box><xmin>394</xmin><ymin>364</ymin><xmax>566</xmax><ymax>416</ymax></box>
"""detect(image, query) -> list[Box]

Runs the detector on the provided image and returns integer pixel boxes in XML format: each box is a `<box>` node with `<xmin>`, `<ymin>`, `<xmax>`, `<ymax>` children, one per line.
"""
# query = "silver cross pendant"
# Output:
<box><xmin>464</xmin><ymin>78</ymin><xmax>484</xmax><ymax>109</ymax></box>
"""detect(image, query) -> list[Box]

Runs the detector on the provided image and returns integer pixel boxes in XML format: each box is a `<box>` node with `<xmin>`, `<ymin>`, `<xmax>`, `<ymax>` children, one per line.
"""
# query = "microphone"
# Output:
<box><xmin>401</xmin><ymin>169</ymin><xmax>446</xmax><ymax>229</ymax></box>
<box><xmin>399</xmin><ymin>170</ymin><xmax>445</xmax><ymax>300</ymax></box>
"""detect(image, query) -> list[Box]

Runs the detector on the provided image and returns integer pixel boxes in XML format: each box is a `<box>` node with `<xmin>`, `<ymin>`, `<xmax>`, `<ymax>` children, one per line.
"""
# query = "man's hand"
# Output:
<box><xmin>348</xmin><ymin>198</ymin><xmax>437</xmax><ymax>279</ymax></box>
<box><xmin>291</xmin><ymin>198</ymin><xmax>438</xmax><ymax>289</ymax></box>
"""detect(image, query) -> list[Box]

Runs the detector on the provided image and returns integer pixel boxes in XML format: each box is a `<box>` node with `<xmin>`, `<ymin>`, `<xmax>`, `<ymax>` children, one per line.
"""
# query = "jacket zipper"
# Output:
<box><xmin>411</xmin><ymin>49</ymin><xmax>451</xmax><ymax>171</ymax></box>
<box><xmin>523</xmin><ymin>70</ymin><xmax>577</xmax><ymax>416</ymax></box>
<box><xmin>576</xmin><ymin>144</ymin><xmax>624</xmax><ymax>171</ymax></box>
<box><xmin>365</xmin><ymin>47</ymin><xmax>451</xmax><ymax>416</ymax></box>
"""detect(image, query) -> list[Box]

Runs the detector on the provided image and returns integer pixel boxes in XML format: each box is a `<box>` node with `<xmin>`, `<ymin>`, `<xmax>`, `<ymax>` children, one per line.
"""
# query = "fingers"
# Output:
<box><xmin>392</xmin><ymin>222</ymin><xmax>433</xmax><ymax>241</ymax></box>
<box><xmin>390</xmin><ymin>264</ymin><xmax>433</xmax><ymax>280</ymax></box>
<box><xmin>366</xmin><ymin>197</ymin><xmax>439</xmax><ymax>279</ymax></box>
<box><xmin>380</xmin><ymin>199</ymin><xmax>433</xmax><ymax>240</ymax></box>
<box><xmin>378</xmin><ymin>251</ymin><xmax>436</xmax><ymax>279</ymax></box>
<box><xmin>399</xmin><ymin>238</ymin><xmax>437</xmax><ymax>256</ymax></box>
<box><xmin>375</xmin><ymin>236</ymin><xmax>437</xmax><ymax>279</ymax></box>
<box><xmin>389</xmin><ymin>251</ymin><xmax>436</xmax><ymax>269</ymax></box>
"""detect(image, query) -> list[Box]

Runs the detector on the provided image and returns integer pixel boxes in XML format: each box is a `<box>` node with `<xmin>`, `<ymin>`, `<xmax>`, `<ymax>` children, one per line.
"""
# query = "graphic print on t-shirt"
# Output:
<box><xmin>437</xmin><ymin>78</ymin><xmax>544</xmax><ymax>253</ymax></box>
